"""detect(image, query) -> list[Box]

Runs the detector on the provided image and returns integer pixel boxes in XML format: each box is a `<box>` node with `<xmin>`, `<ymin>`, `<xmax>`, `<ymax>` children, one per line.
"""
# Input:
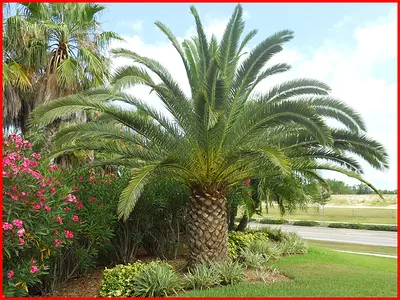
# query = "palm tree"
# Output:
<box><xmin>31</xmin><ymin>4</ymin><xmax>388</xmax><ymax>263</ymax></box>
<box><xmin>2</xmin><ymin>3</ymin><xmax>121</xmax><ymax>135</ymax></box>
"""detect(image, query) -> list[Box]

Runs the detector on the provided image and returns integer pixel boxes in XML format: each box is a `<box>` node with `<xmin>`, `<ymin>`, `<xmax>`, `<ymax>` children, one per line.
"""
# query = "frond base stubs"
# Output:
<box><xmin>187</xmin><ymin>188</ymin><xmax>228</xmax><ymax>264</ymax></box>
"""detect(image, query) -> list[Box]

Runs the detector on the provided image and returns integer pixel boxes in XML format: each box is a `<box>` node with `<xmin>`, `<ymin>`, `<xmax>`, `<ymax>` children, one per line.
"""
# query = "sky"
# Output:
<box><xmin>96</xmin><ymin>3</ymin><xmax>397</xmax><ymax>191</ymax></box>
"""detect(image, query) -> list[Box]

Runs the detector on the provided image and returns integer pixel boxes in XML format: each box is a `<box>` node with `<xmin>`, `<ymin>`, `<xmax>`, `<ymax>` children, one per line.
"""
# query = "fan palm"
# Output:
<box><xmin>2</xmin><ymin>3</ymin><xmax>121</xmax><ymax>134</ymax></box>
<box><xmin>31</xmin><ymin>4</ymin><xmax>388</xmax><ymax>263</ymax></box>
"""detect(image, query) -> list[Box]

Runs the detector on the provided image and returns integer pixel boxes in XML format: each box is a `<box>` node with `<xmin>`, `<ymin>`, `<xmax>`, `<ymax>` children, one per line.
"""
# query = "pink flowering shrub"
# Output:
<box><xmin>2</xmin><ymin>134</ymin><xmax>84</xmax><ymax>296</ymax></box>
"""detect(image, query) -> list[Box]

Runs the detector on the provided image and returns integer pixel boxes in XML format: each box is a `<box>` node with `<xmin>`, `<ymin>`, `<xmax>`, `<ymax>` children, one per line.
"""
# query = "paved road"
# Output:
<box><xmin>248</xmin><ymin>223</ymin><xmax>398</xmax><ymax>247</ymax></box>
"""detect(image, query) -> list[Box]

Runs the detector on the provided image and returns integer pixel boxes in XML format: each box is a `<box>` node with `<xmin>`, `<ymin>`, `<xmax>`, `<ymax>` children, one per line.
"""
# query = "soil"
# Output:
<box><xmin>47</xmin><ymin>258</ymin><xmax>290</xmax><ymax>298</ymax></box>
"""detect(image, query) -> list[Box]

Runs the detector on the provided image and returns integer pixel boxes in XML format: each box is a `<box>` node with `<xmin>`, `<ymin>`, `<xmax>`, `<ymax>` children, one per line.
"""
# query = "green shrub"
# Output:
<box><xmin>184</xmin><ymin>263</ymin><xmax>220</xmax><ymax>290</ymax></box>
<box><xmin>365</xmin><ymin>224</ymin><xmax>397</xmax><ymax>231</ymax></box>
<box><xmin>247</xmin><ymin>239</ymin><xmax>282</xmax><ymax>260</ymax></box>
<box><xmin>99</xmin><ymin>261</ymin><xmax>145</xmax><ymax>297</ymax></box>
<box><xmin>278</xmin><ymin>232</ymin><xmax>308</xmax><ymax>255</ymax></box>
<box><xmin>259</xmin><ymin>218</ymin><xmax>289</xmax><ymax>224</ymax></box>
<box><xmin>215</xmin><ymin>260</ymin><xmax>244</xmax><ymax>285</ymax></box>
<box><xmin>133</xmin><ymin>261</ymin><xmax>181</xmax><ymax>297</ymax></box>
<box><xmin>253</xmin><ymin>227</ymin><xmax>284</xmax><ymax>242</ymax></box>
<box><xmin>228</xmin><ymin>231</ymin><xmax>269</xmax><ymax>259</ymax></box>
<box><xmin>328</xmin><ymin>223</ymin><xmax>397</xmax><ymax>231</ymax></box>
<box><xmin>293</xmin><ymin>220</ymin><xmax>320</xmax><ymax>227</ymax></box>
<box><xmin>240</xmin><ymin>248</ymin><xmax>270</xmax><ymax>269</ymax></box>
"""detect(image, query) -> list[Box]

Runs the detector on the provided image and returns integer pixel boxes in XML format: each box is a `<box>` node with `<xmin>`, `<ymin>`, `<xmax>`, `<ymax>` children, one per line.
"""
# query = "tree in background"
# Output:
<box><xmin>2</xmin><ymin>3</ymin><xmax>121</xmax><ymax>136</ymax></box>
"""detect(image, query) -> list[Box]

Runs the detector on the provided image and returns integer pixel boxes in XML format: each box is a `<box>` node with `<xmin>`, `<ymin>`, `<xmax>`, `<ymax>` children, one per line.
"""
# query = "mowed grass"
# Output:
<box><xmin>255</xmin><ymin>206</ymin><xmax>397</xmax><ymax>225</ymax></box>
<box><xmin>180</xmin><ymin>247</ymin><xmax>397</xmax><ymax>297</ymax></box>
<box><xmin>306</xmin><ymin>239</ymin><xmax>398</xmax><ymax>256</ymax></box>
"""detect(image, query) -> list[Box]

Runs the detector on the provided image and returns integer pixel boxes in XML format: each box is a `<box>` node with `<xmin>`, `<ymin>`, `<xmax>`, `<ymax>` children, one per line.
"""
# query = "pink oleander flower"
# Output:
<box><xmin>30</xmin><ymin>266</ymin><xmax>39</xmax><ymax>274</ymax></box>
<box><xmin>56</xmin><ymin>216</ymin><xmax>63</xmax><ymax>224</ymax></box>
<box><xmin>72</xmin><ymin>215</ymin><xmax>79</xmax><ymax>222</ymax></box>
<box><xmin>17</xmin><ymin>228</ymin><xmax>25</xmax><ymax>237</ymax></box>
<box><xmin>31</xmin><ymin>153</ymin><xmax>41</xmax><ymax>160</ymax></box>
<box><xmin>11</xmin><ymin>195</ymin><xmax>18</xmax><ymax>200</ymax></box>
<box><xmin>2</xmin><ymin>222</ymin><xmax>13</xmax><ymax>230</ymax></box>
<box><xmin>54</xmin><ymin>239</ymin><xmax>62</xmax><ymax>247</ymax></box>
<box><xmin>33</xmin><ymin>204</ymin><xmax>41</xmax><ymax>210</ymax></box>
<box><xmin>65</xmin><ymin>194</ymin><xmax>77</xmax><ymax>203</ymax></box>
<box><xmin>44</xmin><ymin>205</ymin><xmax>51</xmax><ymax>211</ymax></box>
<box><xmin>77</xmin><ymin>202</ymin><xmax>83</xmax><ymax>210</ymax></box>
<box><xmin>2</xmin><ymin>171</ymin><xmax>11</xmax><ymax>178</ymax></box>
<box><xmin>79</xmin><ymin>177</ymin><xmax>84</xmax><ymax>182</ymax></box>
<box><xmin>30</xmin><ymin>171</ymin><xmax>42</xmax><ymax>180</ymax></box>
<box><xmin>3</xmin><ymin>140</ymin><xmax>10</xmax><ymax>147</ymax></box>
<box><xmin>12</xmin><ymin>219</ymin><xmax>23</xmax><ymax>228</ymax></box>
<box><xmin>32</xmin><ymin>259</ymin><xmax>36</xmax><ymax>263</ymax></box>
<box><xmin>54</xmin><ymin>229</ymin><xmax>59</xmax><ymax>235</ymax></box>
<box><xmin>43</xmin><ymin>266</ymin><xmax>47</xmax><ymax>271</ymax></box>
<box><xmin>37</xmin><ymin>190</ymin><xmax>43</xmax><ymax>197</ymax></box>
<box><xmin>7</xmin><ymin>270</ymin><xmax>14</xmax><ymax>280</ymax></box>
<box><xmin>49</xmin><ymin>164</ymin><xmax>59</xmax><ymax>171</ymax></box>
<box><xmin>19</xmin><ymin>238</ymin><xmax>25</xmax><ymax>245</ymax></box>
<box><xmin>51</xmin><ymin>187</ymin><xmax>56</xmax><ymax>194</ymax></box>
<box><xmin>90</xmin><ymin>196</ymin><xmax>96</xmax><ymax>201</ymax></box>
<box><xmin>11</xmin><ymin>186</ymin><xmax>17</xmax><ymax>191</ymax></box>
<box><xmin>64</xmin><ymin>230</ymin><xmax>74</xmax><ymax>239</ymax></box>
<box><xmin>23</xmin><ymin>140</ymin><xmax>32</xmax><ymax>147</ymax></box>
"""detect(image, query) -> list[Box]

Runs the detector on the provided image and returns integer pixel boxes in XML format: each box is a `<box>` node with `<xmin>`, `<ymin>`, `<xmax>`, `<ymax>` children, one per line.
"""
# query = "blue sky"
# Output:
<box><xmin>103</xmin><ymin>3</ymin><xmax>397</xmax><ymax>190</ymax></box>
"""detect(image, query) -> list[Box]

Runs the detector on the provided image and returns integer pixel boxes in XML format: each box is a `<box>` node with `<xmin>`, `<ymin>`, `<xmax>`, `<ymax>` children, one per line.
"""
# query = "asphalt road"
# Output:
<box><xmin>248</xmin><ymin>222</ymin><xmax>398</xmax><ymax>247</ymax></box>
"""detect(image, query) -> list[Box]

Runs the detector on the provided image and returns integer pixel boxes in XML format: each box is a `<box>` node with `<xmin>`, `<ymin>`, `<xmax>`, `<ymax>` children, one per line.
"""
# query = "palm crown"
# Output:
<box><xmin>3</xmin><ymin>3</ymin><xmax>121</xmax><ymax>132</ymax></box>
<box><xmin>31</xmin><ymin>4</ymin><xmax>388</xmax><ymax>263</ymax></box>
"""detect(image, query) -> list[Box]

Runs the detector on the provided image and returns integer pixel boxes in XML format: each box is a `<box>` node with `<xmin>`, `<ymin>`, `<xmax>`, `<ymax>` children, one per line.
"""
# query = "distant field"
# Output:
<box><xmin>253</xmin><ymin>204</ymin><xmax>397</xmax><ymax>225</ymax></box>
<box><xmin>327</xmin><ymin>194</ymin><xmax>397</xmax><ymax>206</ymax></box>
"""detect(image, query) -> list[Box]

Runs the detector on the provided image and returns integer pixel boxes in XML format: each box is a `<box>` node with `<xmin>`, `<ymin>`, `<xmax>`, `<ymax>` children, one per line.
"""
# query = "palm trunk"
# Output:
<box><xmin>187</xmin><ymin>189</ymin><xmax>228</xmax><ymax>264</ymax></box>
<box><xmin>236</xmin><ymin>214</ymin><xmax>248</xmax><ymax>231</ymax></box>
<box><xmin>228</xmin><ymin>204</ymin><xmax>238</xmax><ymax>231</ymax></box>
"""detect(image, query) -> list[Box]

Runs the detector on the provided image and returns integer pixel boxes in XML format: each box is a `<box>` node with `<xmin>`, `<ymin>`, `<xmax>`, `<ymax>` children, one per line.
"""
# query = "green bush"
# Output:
<box><xmin>247</xmin><ymin>239</ymin><xmax>282</xmax><ymax>260</ymax></box>
<box><xmin>240</xmin><ymin>248</ymin><xmax>270</xmax><ymax>269</ymax></box>
<box><xmin>184</xmin><ymin>263</ymin><xmax>220</xmax><ymax>290</ymax></box>
<box><xmin>133</xmin><ymin>261</ymin><xmax>181</xmax><ymax>297</ymax></box>
<box><xmin>259</xmin><ymin>218</ymin><xmax>289</xmax><ymax>224</ymax></box>
<box><xmin>328</xmin><ymin>223</ymin><xmax>362</xmax><ymax>229</ymax></box>
<box><xmin>328</xmin><ymin>223</ymin><xmax>397</xmax><ymax>231</ymax></box>
<box><xmin>253</xmin><ymin>227</ymin><xmax>284</xmax><ymax>242</ymax></box>
<box><xmin>293</xmin><ymin>220</ymin><xmax>320</xmax><ymax>227</ymax></box>
<box><xmin>228</xmin><ymin>231</ymin><xmax>269</xmax><ymax>259</ymax></box>
<box><xmin>278</xmin><ymin>232</ymin><xmax>308</xmax><ymax>255</ymax></box>
<box><xmin>215</xmin><ymin>260</ymin><xmax>244</xmax><ymax>285</ymax></box>
<box><xmin>365</xmin><ymin>224</ymin><xmax>397</xmax><ymax>231</ymax></box>
<box><xmin>99</xmin><ymin>261</ymin><xmax>145</xmax><ymax>297</ymax></box>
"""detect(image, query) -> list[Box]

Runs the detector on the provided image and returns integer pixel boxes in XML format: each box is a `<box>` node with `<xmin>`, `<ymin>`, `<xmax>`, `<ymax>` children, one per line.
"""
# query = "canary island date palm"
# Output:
<box><xmin>2</xmin><ymin>3</ymin><xmax>121</xmax><ymax>135</ymax></box>
<box><xmin>31</xmin><ymin>4</ymin><xmax>388</xmax><ymax>263</ymax></box>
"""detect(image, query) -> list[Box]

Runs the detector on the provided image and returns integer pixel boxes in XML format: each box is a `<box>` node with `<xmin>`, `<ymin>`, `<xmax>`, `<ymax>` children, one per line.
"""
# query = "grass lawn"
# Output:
<box><xmin>306</xmin><ymin>240</ymin><xmax>398</xmax><ymax>256</ymax></box>
<box><xmin>180</xmin><ymin>247</ymin><xmax>397</xmax><ymax>297</ymax></box>
<box><xmin>255</xmin><ymin>206</ymin><xmax>397</xmax><ymax>225</ymax></box>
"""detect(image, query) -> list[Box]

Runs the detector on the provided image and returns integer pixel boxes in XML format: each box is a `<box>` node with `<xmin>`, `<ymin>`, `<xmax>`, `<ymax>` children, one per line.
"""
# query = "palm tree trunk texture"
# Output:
<box><xmin>187</xmin><ymin>190</ymin><xmax>228</xmax><ymax>263</ymax></box>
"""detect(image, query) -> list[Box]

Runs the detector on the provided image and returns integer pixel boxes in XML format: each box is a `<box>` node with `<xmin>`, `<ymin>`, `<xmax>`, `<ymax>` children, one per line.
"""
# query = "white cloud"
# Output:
<box><xmin>109</xmin><ymin>7</ymin><xmax>397</xmax><ymax>189</ymax></box>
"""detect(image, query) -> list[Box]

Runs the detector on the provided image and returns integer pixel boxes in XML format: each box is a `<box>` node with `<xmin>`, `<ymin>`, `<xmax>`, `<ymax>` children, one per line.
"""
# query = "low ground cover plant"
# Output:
<box><xmin>293</xmin><ymin>220</ymin><xmax>320</xmax><ymax>227</ymax></box>
<box><xmin>328</xmin><ymin>223</ymin><xmax>397</xmax><ymax>231</ymax></box>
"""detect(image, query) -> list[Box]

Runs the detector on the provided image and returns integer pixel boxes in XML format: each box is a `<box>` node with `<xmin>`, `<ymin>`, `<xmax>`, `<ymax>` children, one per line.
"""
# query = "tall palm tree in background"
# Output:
<box><xmin>2</xmin><ymin>3</ymin><xmax>121</xmax><ymax>135</ymax></box>
<box><xmin>31</xmin><ymin>4</ymin><xmax>388</xmax><ymax>263</ymax></box>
